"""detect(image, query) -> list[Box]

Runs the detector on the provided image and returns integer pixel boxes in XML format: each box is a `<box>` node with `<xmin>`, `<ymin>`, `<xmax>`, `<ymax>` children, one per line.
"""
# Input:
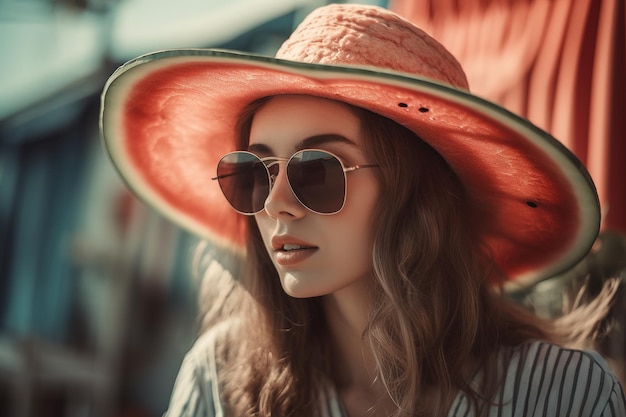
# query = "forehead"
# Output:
<box><xmin>249</xmin><ymin>95</ymin><xmax>363</xmax><ymax>152</ymax></box>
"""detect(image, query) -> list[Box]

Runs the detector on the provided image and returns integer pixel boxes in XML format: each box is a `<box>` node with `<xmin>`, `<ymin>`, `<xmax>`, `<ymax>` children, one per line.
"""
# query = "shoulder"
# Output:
<box><xmin>164</xmin><ymin>321</ymin><xmax>233</xmax><ymax>417</ymax></box>
<box><xmin>496</xmin><ymin>340</ymin><xmax>626</xmax><ymax>416</ymax></box>
<box><xmin>500</xmin><ymin>340</ymin><xmax>617</xmax><ymax>385</ymax></box>
<box><xmin>450</xmin><ymin>341</ymin><xmax>626</xmax><ymax>416</ymax></box>
<box><xmin>181</xmin><ymin>322</ymin><xmax>230</xmax><ymax>368</ymax></box>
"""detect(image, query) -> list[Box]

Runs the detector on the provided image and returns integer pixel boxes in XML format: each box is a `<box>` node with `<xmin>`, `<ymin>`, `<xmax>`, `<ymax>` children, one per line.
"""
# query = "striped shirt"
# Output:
<box><xmin>165</xmin><ymin>330</ymin><xmax>626</xmax><ymax>417</ymax></box>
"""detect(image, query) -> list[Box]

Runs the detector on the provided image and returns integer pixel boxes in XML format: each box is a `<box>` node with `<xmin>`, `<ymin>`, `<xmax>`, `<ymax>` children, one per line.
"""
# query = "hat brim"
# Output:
<box><xmin>100</xmin><ymin>49</ymin><xmax>600</xmax><ymax>289</ymax></box>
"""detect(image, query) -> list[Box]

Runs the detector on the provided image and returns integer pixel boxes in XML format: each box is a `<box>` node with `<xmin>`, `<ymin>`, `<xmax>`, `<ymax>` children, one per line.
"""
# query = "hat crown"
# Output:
<box><xmin>276</xmin><ymin>4</ymin><xmax>469</xmax><ymax>90</ymax></box>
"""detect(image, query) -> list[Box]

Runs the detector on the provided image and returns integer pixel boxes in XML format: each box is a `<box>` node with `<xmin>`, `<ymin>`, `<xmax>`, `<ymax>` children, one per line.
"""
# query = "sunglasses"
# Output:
<box><xmin>212</xmin><ymin>149</ymin><xmax>378</xmax><ymax>215</ymax></box>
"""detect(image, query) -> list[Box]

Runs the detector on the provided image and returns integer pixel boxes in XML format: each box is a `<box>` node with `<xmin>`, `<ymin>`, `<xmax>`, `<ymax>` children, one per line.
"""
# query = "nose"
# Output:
<box><xmin>263</xmin><ymin>164</ymin><xmax>307</xmax><ymax>219</ymax></box>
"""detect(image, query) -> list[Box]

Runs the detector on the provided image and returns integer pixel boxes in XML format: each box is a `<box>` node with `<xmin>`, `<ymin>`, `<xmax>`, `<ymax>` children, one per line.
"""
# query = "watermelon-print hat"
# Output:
<box><xmin>100</xmin><ymin>3</ymin><xmax>600</xmax><ymax>288</ymax></box>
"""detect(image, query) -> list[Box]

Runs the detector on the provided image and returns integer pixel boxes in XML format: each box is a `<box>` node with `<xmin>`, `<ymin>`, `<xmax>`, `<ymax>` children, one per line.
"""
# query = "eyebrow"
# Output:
<box><xmin>247</xmin><ymin>134</ymin><xmax>356</xmax><ymax>155</ymax></box>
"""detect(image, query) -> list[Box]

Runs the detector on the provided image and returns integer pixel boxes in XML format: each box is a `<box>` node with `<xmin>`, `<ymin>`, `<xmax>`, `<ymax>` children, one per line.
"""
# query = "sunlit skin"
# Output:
<box><xmin>249</xmin><ymin>95</ymin><xmax>393</xmax><ymax>415</ymax></box>
<box><xmin>250</xmin><ymin>95</ymin><xmax>380</xmax><ymax>301</ymax></box>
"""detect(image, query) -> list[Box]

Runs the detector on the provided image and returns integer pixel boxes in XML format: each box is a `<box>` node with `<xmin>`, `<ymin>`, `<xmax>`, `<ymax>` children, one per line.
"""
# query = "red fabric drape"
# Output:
<box><xmin>390</xmin><ymin>0</ymin><xmax>625</xmax><ymax>234</ymax></box>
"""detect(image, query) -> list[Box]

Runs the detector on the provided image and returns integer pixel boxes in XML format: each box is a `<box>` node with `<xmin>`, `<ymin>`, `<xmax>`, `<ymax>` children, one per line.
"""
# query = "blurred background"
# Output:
<box><xmin>0</xmin><ymin>0</ymin><xmax>624</xmax><ymax>416</ymax></box>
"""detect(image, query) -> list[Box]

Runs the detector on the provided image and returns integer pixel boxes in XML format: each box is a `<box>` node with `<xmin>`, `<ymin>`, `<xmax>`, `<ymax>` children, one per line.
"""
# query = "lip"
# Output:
<box><xmin>271</xmin><ymin>235</ymin><xmax>318</xmax><ymax>266</ymax></box>
<box><xmin>271</xmin><ymin>235</ymin><xmax>317</xmax><ymax>251</ymax></box>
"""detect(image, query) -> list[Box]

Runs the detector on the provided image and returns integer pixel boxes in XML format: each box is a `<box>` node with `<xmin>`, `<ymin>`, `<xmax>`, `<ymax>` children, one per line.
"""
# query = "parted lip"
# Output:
<box><xmin>271</xmin><ymin>235</ymin><xmax>318</xmax><ymax>251</ymax></box>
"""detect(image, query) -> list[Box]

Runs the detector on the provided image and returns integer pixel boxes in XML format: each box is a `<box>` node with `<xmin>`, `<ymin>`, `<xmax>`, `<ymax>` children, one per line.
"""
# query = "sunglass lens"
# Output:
<box><xmin>216</xmin><ymin>152</ymin><xmax>269</xmax><ymax>214</ymax></box>
<box><xmin>288</xmin><ymin>150</ymin><xmax>346</xmax><ymax>214</ymax></box>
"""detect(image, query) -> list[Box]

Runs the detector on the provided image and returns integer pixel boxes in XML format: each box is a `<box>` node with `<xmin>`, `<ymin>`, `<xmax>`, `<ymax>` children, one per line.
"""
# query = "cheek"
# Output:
<box><xmin>328</xmin><ymin>225</ymin><xmax>373</xmax><ymax>279</ymax></box>
<box><xmin>331</xmin><ymin>182</ymin><xmax>379</xmax><ymax>265</ymax></box>
<box><xmin>253</xmin><ymin>214</ymin><xmax>274</xmax><ymax>254</ymax></box>
<box><xmin>345</xmin><ymin>176</ymin><xmax>379</xmax><ymax>228</ymax></box>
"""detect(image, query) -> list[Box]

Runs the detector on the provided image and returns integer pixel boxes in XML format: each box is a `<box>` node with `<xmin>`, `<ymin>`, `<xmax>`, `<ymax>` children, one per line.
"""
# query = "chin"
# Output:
<box><xmin>281</xmin><ymin>284</ymin><xmax>324</xmax><ymax>299</ymax></box>
<box><xmin>280</xmin><ymin>272</ymin><xmax>330</xmax><ymax>299</ymax></box>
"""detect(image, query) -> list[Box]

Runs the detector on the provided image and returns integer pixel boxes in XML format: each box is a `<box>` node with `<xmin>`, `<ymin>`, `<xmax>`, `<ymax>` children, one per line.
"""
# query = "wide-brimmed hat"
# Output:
<box><xmin>100</xmin><ymin>3</ymin><xmax>600</xmax><ymax>288</ymax></box>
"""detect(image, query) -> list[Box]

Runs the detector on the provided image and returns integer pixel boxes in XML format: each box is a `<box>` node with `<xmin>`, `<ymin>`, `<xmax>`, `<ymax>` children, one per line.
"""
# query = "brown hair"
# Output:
<box><xmin>353</xmin><ymin>104</ymin><xmax>557</xmax><ymax>415</ymax></box>
<box><xmin>198</xmin><ymin>96</ymin><xmax>557</xmax><ymax>417</ymax></box>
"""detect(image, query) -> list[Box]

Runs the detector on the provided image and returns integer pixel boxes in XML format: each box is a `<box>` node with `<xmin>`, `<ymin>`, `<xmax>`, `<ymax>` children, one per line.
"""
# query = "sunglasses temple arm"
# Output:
<box><xmin>211</xmin><ymin>172</ymin><xmax>242</xmax><ymax>181</ymax></box>
<box><xmin>343</xmin><ymin>164</ymin><xmax>379</xmax><ymax>173</ymax></box>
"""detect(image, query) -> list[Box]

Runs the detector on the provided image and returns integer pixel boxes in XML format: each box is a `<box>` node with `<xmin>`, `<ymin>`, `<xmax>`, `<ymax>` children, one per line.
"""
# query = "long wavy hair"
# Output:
<box><xmin>198</xmin><ymin>96</ymin><xmax>561</xmax><ymax>417</ymax></box>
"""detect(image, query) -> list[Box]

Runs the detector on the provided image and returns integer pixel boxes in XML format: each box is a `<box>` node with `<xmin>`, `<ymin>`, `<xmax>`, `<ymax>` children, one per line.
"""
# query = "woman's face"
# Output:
<box><xmin>250</xmin><ymin>95</ymin><xmax>380</xmax><ymax>298</ymax></box>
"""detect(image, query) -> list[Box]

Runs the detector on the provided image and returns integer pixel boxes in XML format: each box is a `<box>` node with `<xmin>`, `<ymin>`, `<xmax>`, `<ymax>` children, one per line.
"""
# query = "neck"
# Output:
<box><xmin>323</xmin><ymin>280</ymin><xmax>396</xmax><ymax>416</ymax></box>
<box><xmin>324</xmin><ymin>282</ymin><xmax>372</xmax><ymax>381</ymax></box>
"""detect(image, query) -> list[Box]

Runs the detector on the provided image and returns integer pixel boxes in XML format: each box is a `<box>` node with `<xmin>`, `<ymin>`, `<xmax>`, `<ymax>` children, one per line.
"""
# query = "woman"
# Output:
<box><xmin>100</xmin><ymin>4</ymin><xmax>625</xmax><ymax>416</ymax></box>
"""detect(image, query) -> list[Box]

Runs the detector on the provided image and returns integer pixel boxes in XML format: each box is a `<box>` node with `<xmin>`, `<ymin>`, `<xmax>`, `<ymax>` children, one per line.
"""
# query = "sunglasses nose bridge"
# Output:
<box><xmin>264</xmin><ymin>159</ymin><xmax>284</xmax><ymax>189</ymax></box>
<box><xmin>264</xmin><ymin>158</ymin><xmax>300</xmax><ymax>203</ymax></box>
<box><xmin>262</xmin><ymin>159</ymin><xmax>309</xmax><ymax>218</ymax></box>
